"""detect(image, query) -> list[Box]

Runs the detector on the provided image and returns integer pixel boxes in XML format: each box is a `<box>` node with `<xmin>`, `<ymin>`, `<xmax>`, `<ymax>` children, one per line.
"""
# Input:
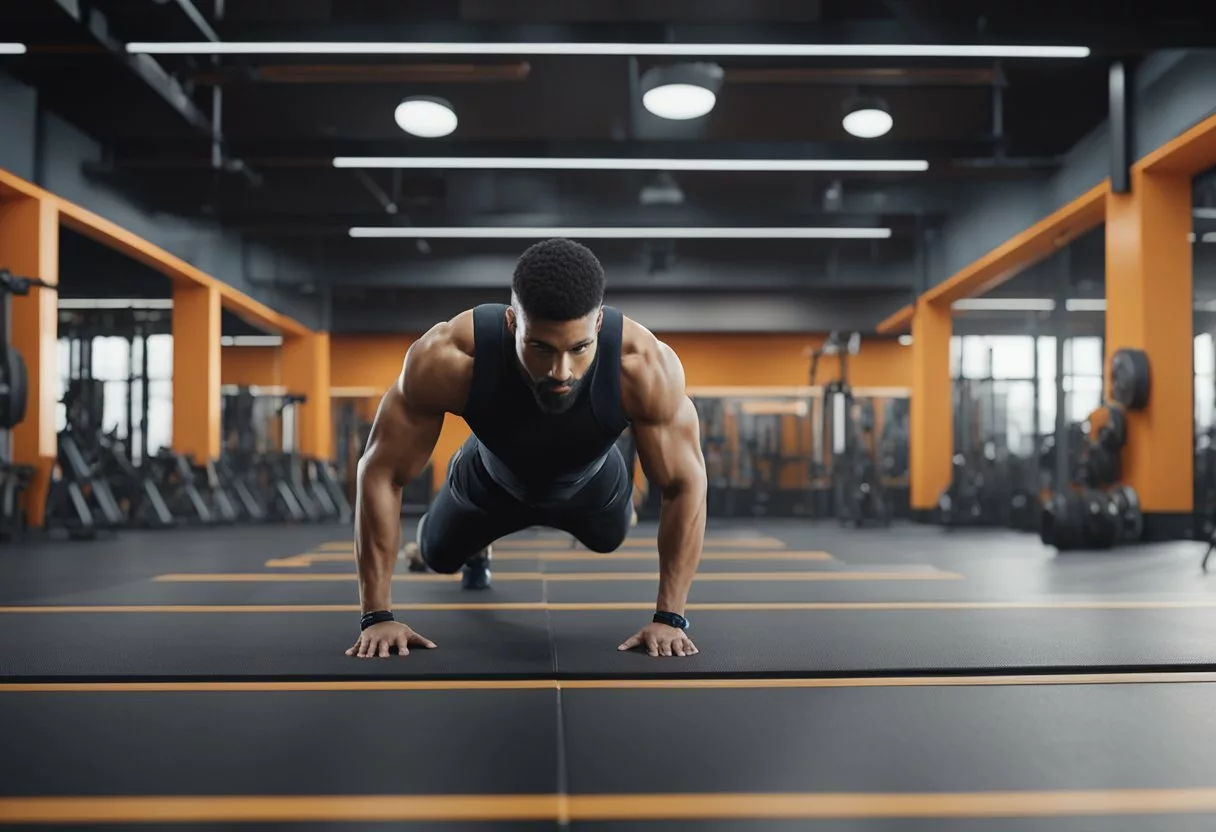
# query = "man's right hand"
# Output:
<box><xmin>346</xmin><ymin>621</ymin><xmax>437</xmax><ymax>658</ymax></box>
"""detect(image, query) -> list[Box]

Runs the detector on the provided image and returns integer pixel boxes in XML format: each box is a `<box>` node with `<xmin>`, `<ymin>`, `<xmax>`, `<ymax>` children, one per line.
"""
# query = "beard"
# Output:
<box><xmin>526</xmin><ymin>373</ymin><xmax>585</xmax><ymax>414</ymax></box>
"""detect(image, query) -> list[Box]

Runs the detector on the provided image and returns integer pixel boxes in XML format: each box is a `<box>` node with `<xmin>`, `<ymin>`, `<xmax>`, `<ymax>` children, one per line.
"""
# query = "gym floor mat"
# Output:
<box><xmin>561</xmin><ymin>684</ymin><xmax>1216</xmax><ymax>795</ymax></box>
<box><xmin>0</xmin><ymin>689</ymin><xmax>558</xmax><ymax>797</ymax></box>
<box><xmin>4</xmin><ymin>683</ymin><xmax>1216</xmax><ymax>828</ymax></box>
<box><xmin>7</xmin><ymin>605</ymin><xmax>1216</xmax><ymax>680</ymax></box>
<box><xmin>0</xmin><ymin>611</ymin><xmax>554</xmax><ymax>681</ymax></box>
<box><xmin>548</xmin><ymin>607</ymin><xmax>1216</xmax><ymax>677</ymax></box>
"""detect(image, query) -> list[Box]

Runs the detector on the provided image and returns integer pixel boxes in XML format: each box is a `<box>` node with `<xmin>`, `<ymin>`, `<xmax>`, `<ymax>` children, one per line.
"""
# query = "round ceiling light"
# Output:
<box><xmin>842</xmin><ymin>96</ymin><xmax>893</xmax><ymax>139</ymax></box>
<box><xmin>640</xmin><ymin>63</ymin><xmax>724</xmax><ymax>120</ymax></box>
<box><xmin>394</xmin><ymin>96</ymin><xmax>458</xmax><ymax>138</ymax></box>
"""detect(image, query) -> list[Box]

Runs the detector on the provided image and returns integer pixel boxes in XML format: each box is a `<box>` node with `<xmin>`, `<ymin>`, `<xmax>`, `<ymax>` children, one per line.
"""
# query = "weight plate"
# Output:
<box><xmin>1098</xmin><ymin>405</ymin><xmax>1127</xmax><ymax>451</ymax></box>
<box><xmin>1110</xmin><ymin>348</ymin><xmax>1151</xmax><ymax>411</ymax></box>
<box><xmin>1042</xmin><ymin>491</ymin><xmax>1086</xmax><ymax>551</ymax></box>
<box><xmin>0</xmin><ymin>344</ymin><xmax>28</xmax><ymax>430</ymax></box>
<box><xmin>1117</xmin><ymin>484</ymin><xmax>1145</xmax><ymax>542</ymax></box>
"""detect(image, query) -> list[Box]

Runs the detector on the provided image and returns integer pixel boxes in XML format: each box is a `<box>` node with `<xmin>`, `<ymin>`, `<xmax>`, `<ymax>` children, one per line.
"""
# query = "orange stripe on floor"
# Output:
<box><xmin>5</xmin><ymin>671</ymin><xmax>1216</xmax><ymax>693</ymax></box>
<box><xmin>266</xmin><ymin>550</ymin><xmax>833</xmax><ymax>567</ymax></box>
<box><xmin>152</xmin><ymin>571</ymin><xmax>962</xmax><ymax>583</ymax></box>
<box><xmin>4</xmin><ymin>789</ymin><xmax>1216</xmax><ymax>822</ymax></box>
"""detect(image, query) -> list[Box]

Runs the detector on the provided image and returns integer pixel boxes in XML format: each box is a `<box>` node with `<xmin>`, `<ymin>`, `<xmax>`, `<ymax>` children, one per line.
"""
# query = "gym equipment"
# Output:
<box><xmin>937</xmin><ymin>372</ymin><xmax>1037</xmax><ymax>529</ymax></box>
<box><xmin>811</xmin><ymin>331</ymin><xmax>891</xmax><ymax>527</ymax></box>
<box><xmin>0</xmin><ymin>268</ymin><xmax>55</xmax><ymax>540</ymax></box>
<box><xmin>1071</xmin><ymin>402</ymin><xmax>1129</xmax><ymax>489</ymax></box>
<box><xmin>1110</xmin><ymin>348</ymin><xmax>1151</xmax><ymax>411</ymax></box>
<box><xmin>44</xmin><ymin>378</ymin><xmax>127</xmax><ymax>539</ymax></box>
<box><xmin>222</xmin><ymin>387</ymin><xmax>352</xmax><ymax>524</ymax></box>
<box><xmin>47</xmin><ymin>313</ymin><xmax>180</xmax><ymax>535</ymax></box>
<box><xmin>1042</xmin><ymin>483</ymin><xmax>1144</xmax><ymax>551</ymax></box>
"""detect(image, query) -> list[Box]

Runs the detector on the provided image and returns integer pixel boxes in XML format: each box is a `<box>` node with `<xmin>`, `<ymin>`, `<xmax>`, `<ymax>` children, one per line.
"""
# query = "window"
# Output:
<box><xmin>1037</xmin><ymin>336</ymin><xmax>1057</xmax><ymax>436</ymax></box>
<box><xmin>91</xmin><ymin>336</ymin><xmax>131</xmax><ymax>438</ymax></box>
<box><xmin>144</xmin><ymin>335</ymin><xmax>174</xmax><ymax>457</ymax></box>
<box><xmin>989</xmin><ymin>336</ymin><xmax>1035</xmax><ymax>380</ymax></box>
<box><xmin>1197</xmin><ymin>334</ymin><xmax>1215</xmax><ymax>433</ymax></box>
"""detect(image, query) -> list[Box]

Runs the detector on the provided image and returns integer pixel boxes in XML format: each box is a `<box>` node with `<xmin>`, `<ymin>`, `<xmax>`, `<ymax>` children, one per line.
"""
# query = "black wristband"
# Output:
<box><xmin>653</xmin><ymin>610</ymin><xmax>689</xmax><ymax>630</ymax></box>
<box><xmin>360</xmin><ymin>610</ymin><xmax>395</xmax><ymax>630</ymax></box>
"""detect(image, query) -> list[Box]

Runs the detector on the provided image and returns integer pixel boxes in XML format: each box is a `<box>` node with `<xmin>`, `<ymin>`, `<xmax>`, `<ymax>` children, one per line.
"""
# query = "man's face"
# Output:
<box><xmin>507</xmin><ymin>305</ymin><xmax>602</xmax><ymax>413</ymax></box>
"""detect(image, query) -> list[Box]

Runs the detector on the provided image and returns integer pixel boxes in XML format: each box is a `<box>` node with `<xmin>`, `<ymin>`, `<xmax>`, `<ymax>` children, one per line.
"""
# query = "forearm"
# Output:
<box><xmin>654</xmin><ymin>476</ymin><xmax>707</xmax><ymax>615</ymax></box>
<box><xmin>353</xmin><ymin>463</ymin><xmax>407</xmax><ymax>614</ymax></box>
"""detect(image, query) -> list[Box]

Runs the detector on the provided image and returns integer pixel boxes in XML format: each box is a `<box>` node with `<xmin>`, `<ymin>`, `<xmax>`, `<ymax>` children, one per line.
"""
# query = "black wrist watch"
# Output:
<box><xmin>653</xmin><ymin>610</ymin><xmax>689</xmax><ymax>630</ymax></box>
<box><xmin>360</xmin><ymin>610</ymin><xmax>395</xmax><ymax>630</ymax></box>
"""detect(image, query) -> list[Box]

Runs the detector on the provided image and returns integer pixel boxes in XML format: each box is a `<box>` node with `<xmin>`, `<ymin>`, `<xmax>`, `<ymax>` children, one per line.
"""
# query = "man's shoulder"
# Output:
<box><xmin>619</xmin><ymin>316</ymin><xmax>685</xmax><ymax>423</ymax></box>
<box><xmin>401</xmin><ymin>309</ymin><xmax>476</xmax><ymax>414</ymax></box>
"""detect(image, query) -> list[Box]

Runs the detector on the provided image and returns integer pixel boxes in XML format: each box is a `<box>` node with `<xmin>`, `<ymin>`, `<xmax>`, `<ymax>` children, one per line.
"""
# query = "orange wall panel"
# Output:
<box><xmin>222</xmin><ymin>346</ymin><xmax>281</xmax><ymax>387</ymax></box>
<box><xmin>661</xmin><ymin>333</ymin><xmax>911</xmax><ymax>389</ymax></box>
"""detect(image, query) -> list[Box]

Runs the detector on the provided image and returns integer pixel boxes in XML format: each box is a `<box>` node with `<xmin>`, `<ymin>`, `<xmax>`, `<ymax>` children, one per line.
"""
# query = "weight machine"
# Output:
<box><xmin>222</xmin><ymin>386</ymin><xmax>351</xmax><ymax>524</ymax></box>
<box><xmin>810</xmin><ymin>331</ymin><xmax>891</xmax><ymax>526</ymax></box>
<box><xmin>45</xmin><ymin>308</ymin><xmax>176</xmax><ymax>537</ymax></box>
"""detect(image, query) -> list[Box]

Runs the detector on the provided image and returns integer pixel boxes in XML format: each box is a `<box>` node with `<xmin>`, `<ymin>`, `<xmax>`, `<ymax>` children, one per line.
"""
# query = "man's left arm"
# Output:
<box><xmin>618</xmin><ymin>347</ymin><xmax>707</xmax><ymax>657</ymax></box>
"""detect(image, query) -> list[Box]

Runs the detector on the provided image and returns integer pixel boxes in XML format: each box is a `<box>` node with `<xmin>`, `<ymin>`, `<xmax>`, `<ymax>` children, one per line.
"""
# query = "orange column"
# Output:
<box><xmin>909</xmin><ymin>298</ymin><xmax>953</xmax><ymax>513</ymax></box>
<box><xmin>171</xmin><ymin>283</ymin><xmax>222</xmax><ymax>463</ymax></box>
<box><xmin>282</xmin><ymin>331</ymin><xmax>332</xmax><ymax>460</ymax></box>
<box><xmin>1106</xmin><ymin>167</ymin><xmax>1193</xmax><ymax>531</ymax></box>
<box><xmin>0</xmin><ymin>195</ymin><xmax>58</xmax><ymax>527</ymax></box>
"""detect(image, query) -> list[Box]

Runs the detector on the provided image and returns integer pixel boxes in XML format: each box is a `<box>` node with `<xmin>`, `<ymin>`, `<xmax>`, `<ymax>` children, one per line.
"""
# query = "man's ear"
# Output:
<box><xmin>505</xmin><ymin>305</ymin><xmax>517</xmax><ymax>333</ymax></box>
<box><xmin>595</xmin><ymin>306</ymin><xmax>603</xmax><ymax>333</ymax></box>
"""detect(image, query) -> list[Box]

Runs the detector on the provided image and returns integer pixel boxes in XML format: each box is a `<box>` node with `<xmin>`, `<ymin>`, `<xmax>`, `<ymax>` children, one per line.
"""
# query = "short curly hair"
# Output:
<box><xmin>511</xmin><ymin>238</ymin><xmax>605</xmax><ymax>321</ymax></box>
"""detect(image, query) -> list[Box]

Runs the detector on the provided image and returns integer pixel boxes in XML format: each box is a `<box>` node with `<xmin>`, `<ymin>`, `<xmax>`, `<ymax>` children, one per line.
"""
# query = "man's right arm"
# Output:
<box><xmin>353</xmin><ymin>366</ymin><xmax>444</xmax><ymax>616</ymax></box>
<box><xmin>349</xmin><ymin>320</ymin><xmax>471</xmax><ymax>657</ymax></box>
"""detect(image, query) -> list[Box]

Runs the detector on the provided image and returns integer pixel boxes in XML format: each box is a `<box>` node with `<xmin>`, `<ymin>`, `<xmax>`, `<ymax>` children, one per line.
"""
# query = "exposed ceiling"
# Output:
<box><xmin>3</xmin><ymin>0</ymin><xmax>1212</xmax><ymax>332</ymax></box>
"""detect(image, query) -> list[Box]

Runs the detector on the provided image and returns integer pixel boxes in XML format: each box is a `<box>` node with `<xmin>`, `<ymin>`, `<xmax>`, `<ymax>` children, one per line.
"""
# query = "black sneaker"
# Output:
<box><xmin>461</xmin><ymin>546</ymin><xmax>492</xmax><ymax>590</ymax></box>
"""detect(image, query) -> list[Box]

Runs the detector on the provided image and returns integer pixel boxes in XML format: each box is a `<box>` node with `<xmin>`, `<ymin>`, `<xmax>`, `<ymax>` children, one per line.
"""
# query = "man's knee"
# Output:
<box><xmin>575</xmin><ymin>504</ymin><xmax>632</xmax><ymax>553</ymax></box>
<box><xmin>415</xmin><ymin>513</ymin><xmax>461</xmax><ymax>574</ymax></box>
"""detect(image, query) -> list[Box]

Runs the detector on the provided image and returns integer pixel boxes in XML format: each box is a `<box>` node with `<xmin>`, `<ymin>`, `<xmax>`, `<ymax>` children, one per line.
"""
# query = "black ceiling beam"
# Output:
<box><xmin>48</xmin><ymin>0</ymin><xmax>211</xmax><ymax>133</ymax></box>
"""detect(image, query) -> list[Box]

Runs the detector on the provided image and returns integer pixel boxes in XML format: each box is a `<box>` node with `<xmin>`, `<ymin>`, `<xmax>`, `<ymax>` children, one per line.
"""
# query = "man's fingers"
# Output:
<box><xmin>409</xmin><ymin>632</ymin><xmax>437</xmax><ymax>649</ymax></box>
<box><xmin>379</xmin><ymin>640</ymin><xmax>391</xmax><ymax>658</ymax></box>
<box><xmin>645</xmin><ymin>634</ymin><xmax>660</xmax><ymax>657</ymax></box>
<box><xmin>618</xmin><ymin>634</ymin><xmax>642</xmax><ymax>651</ymax></box>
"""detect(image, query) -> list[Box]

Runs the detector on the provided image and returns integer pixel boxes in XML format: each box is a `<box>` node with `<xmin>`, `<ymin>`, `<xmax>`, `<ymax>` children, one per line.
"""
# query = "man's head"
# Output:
<box><xmin>506</xmin><ymin>238</ymin><xmax>605</xmax><ymax>413</ymax></box>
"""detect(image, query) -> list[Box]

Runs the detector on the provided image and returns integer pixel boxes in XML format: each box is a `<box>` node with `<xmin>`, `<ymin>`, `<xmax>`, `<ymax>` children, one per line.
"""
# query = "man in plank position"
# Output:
<box><xmin>348</xmin><ymin>238</ymin><xmax>707</xmax><ymax>660</ymax></box>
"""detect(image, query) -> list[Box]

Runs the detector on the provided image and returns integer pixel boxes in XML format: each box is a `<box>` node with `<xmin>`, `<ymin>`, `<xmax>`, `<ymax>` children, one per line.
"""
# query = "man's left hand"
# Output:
<box><xmin>618</xmin><ymin>622</ymin><xmax>698</xmax><ymax>657</ymax></box>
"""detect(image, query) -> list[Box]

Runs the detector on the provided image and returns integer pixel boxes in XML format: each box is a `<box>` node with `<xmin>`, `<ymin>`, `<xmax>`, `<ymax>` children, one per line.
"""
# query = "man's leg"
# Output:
<box><xmin>548</xmin><ymin>443</ymin><xmax>635</xmax><ymax>553</ymax></box>
<box><xmin>407</xmin><ymin>436</ymin><xmax>534</xmax><ymax>588</ymax></box>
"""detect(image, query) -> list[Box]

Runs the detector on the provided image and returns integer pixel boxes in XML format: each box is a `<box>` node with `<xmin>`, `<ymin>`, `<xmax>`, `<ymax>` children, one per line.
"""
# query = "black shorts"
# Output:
<box><xmin>417</xmin><ymin>434</ymin><xmax>635</xmax><ymax>573</ymax></box>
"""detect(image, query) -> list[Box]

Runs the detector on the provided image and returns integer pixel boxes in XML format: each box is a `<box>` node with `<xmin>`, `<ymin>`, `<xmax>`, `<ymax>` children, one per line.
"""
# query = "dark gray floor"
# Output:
<box><xmin>3</xmin><ymin>519</ymin><xmax>1216</xmax><ymax>829</ymax></box>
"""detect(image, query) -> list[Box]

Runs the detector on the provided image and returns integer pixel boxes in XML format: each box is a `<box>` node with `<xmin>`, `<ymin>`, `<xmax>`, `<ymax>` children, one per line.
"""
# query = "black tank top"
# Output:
<box><xmin>461</xmin><ymin>303</ymin><xmax>631</xmax><ymax>500</ymax></box>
